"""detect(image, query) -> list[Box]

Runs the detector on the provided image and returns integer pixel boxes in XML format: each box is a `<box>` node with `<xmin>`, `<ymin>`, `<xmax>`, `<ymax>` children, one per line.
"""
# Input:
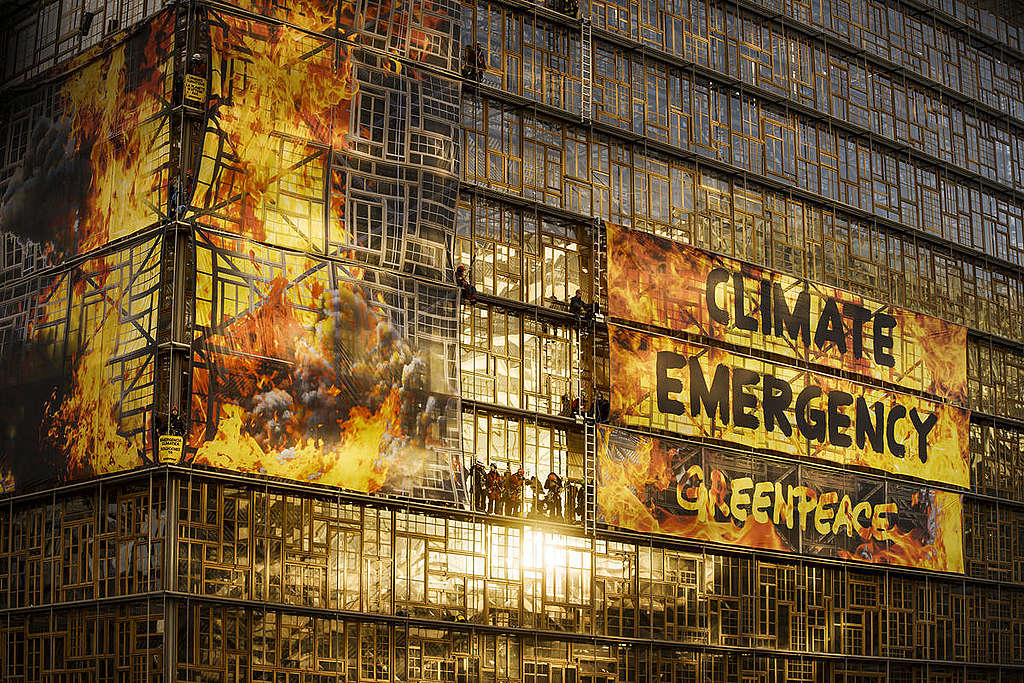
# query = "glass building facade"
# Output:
<box><xmin>0</xmin><ymin>0</ymin><xmax>1024</xmax><ymax>681</ymax></box>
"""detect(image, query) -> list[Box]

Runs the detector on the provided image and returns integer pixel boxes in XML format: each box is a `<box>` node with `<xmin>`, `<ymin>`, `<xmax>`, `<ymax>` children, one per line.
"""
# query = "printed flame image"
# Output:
<box><xmin>192</xmin><ymin>13</ymin><xmax>359</xmax><ymax>245</ymax></box>
<box><xmin>597</xmin><ymin>426</ymin><xmax>965</xmax><ymax>572</ymax></box>
<box><xmin>895</xmin><ymin>308</ymin><xmax>968</xmax><ymax>406</ymax></box>
<box><xmin>192</xmin><ymin>273</ymin><xmax>443</xmax><ymax>494</ymax></box>
<box><xmin>228</xmin><ymin>0</ymin><xmax>455</xmax><ymax>64</ymax></box>
<box><xmin>232</xmin><ymin>0</ymin><xmax>341</xmax><ymax>34</ymax></box>
<box><xmin>0</xmin><ymin>240</ymin><xmax>159</xmax><ymax>490</ymax></box>
<box><xmin>186</xmin><ymin>7</ymin><xmax>463</xmax><ymax>496</ymax></box>
<box><xmin>192</xmin><ymin>6</ymin><xmax>457</xmax><ymax>253</ymax></box>
<box><xmin>607</xmin><ymin>223</ymin><xmax>968</xmax><ymax>405</ymax></box>
<box><xmin>46</xmin><ymin>312</ymin><xmax>146</xmax><ymax>479</ymax></box>
<box><xmin>0</xmin><ymin>11</ymin><xmax>171</xmax><ymax>491</ymax></box>
<box><xmin>840</xmin><ymin>489</ymin><xmax>964</xmax><ymax>573</ymax></box>
<box><xmin>0</xmin><ymin>12</ymin><xmax>173</xmax><ymax>254</ymax></box>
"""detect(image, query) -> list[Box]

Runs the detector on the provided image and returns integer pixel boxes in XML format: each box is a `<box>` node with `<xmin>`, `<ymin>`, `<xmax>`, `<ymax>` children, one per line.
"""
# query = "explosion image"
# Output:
<box><xmin>597</xmin><ymin>426</ymin><xmax>964</xmax><ymax>572</ymax></box>
<box><xmin>181</xmin><ymin>4</ymin><xmax>462</xmax><ymax>498</ymax></box>
<box><xmin>190</xmin><ymin>242</ymin><xmax>454</xmax><ymax>496</ymax></box>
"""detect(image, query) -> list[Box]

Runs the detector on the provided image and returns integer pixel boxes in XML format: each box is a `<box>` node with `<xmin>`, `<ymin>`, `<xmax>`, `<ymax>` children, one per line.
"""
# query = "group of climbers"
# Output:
<box><xmin>469</xmin><ymin>462</ymin><xmax>527</xmax><ymax>515</ymax></box>
<box><xmin>468</xmin><ymin>462</ymin><xmax>585</xmax><ymax>523</ymax></box>
<box><xmin>559</xmin><ymin>392</ymin><xmax>610</xmax><ymax>422</ymax></box>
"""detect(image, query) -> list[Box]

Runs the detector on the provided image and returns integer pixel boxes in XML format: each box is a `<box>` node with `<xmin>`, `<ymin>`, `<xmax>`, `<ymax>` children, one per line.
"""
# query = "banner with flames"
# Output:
<box><xmin>179</xmin><ymin>4</ymin><xmax>465</xmax><ymax>502</ymax></box>
<box><xmin>189</xmin><ymin>231</ymin><xmax>464</xmax><ymax>502</ymax></box>
<box><xmin>608</xmin><ymin>224</ymin><xmax>967</xmax><ymax>405</ymax></box>
<box><xmin>0</xmin><ymin>2</ymin><xmax>465</xmax><ymax>498</ymax></box>
<box><xmin>0</xmin><ymin>11</ymin><xmax>173</xmax><ymax>262</ymax></box>
<box><xmin>0</xmin><ymin>236</ymin><xmax>161</xmax><ymax>491</ymax></box>
<box><xmin>609</xmin><ymin>325</ymin><xmax>971</xmax><ymax>489</ymax></box>
<box><xmin>0</xmin><ymin>10</ymin><xmax>174</xmax><ymax>492</ymax></box>
<box><xmin>186</xmin><ymin>8</ymin><xmax>460</xmax><ymax>282</ymax></box>
<box><xmin>597</xmin><ymin>426</ymin><xmax>964</xmax><ymax>573</ymax></box>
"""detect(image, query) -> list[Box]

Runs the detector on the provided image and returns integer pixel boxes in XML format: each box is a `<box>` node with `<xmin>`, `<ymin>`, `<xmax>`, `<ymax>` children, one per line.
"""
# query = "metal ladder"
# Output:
<box><xmin>580</xmin><ymin>16</ymin><xmax>593</xmax><ymax>123</ymax></box>
<box><xmin>578</xmin><ymin>5</ymin><xmax>597</xmax><ymax>527</ymax></box>
<box><xmin>583</xmin><ymin>419</ymin><xmax>597</xmax><ymax>533</ymax></box>
<box><xmin>581</xmin><ymin>219</ymin><xmax>605</xmax><ymax>534</ymax></box>
<box><xmin>574</xmin><ymin>334</ymin><xmax>585</xmax><ymax>411</ymax></box>
<box><xmin>591</xmin><ymin>218</ymin><xmax>605</xmax><ymax>308</ymax></box>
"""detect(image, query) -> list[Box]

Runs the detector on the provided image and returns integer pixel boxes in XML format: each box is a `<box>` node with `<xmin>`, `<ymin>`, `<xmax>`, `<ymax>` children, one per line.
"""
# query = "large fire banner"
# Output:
<box><xmin>609</xmin><ymin>325</ymin><xmax>971</xmax><ymax>489</ymax></box>
<box><xmin>597</xmin><ymin>426</ymin><xmax>964</xmax><ymax>572</ymax></box>
<box><xmin>188</xmin><ymin>9</ymin><xmax>460</xmax><ymax>281</ymax></box>
<box><xmin>0</xmin><ymin>237</ymin><xmax>161</xmax><ymax>491</ymax></box>
<box><xmin>0</xmin><ymin>10</ymin><xmax>174</xmax><ymax>493</ymax></box>
<box><xmin>0</xmin><ymin>11</ymin><xmax>173</xmax><ymax>259</ymax></box>
<box><xmin>608</xmin><ymin>224</ymin><xmax>967</xmax><ymax>405</ymax></box>
<box><xmin>177</xmin><ymin>4</ymin><xmax>465</xmax><ymax>502</ymax></box>
<box><xmin>190</xmin><ymin>231</ymin><xmax>464</xmax><ymax>502</ymax></box>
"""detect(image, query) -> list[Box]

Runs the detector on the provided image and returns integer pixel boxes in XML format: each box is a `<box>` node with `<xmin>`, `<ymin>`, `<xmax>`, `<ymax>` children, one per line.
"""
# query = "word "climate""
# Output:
<box><xmin>705</xmin><ymin>268</ymin><xmax>897</xmax><ymax>368</ymax></box>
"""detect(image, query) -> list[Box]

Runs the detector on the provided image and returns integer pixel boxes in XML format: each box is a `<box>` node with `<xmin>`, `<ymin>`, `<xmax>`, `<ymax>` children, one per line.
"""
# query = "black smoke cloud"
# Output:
<box><xmin>0</xmin><ymin>117</ymin><xmax>92</xmax><ymax>249</ymax></box>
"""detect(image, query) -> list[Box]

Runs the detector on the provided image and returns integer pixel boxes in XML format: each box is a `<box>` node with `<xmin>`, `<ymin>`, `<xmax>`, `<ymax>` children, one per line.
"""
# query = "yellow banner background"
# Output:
<box><xmin>609</xmin><ymin>325</ymin><xmax>971</xmax><ymax>489</ymax></box>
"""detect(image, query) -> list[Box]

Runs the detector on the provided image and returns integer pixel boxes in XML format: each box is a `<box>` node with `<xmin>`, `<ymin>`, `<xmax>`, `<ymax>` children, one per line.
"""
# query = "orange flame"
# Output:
<box><xmin>598</xmin><ymin>427</ymin><xmax>964</xmax><ymax>570</ymax></box>
<box><xmin>839</xmin><ymin>490</ymin><xmax>964</xmax><ymax>573</ymax></box>
<box><xmin>194</xmin><ymin>393</ymin><xmax>408</xmax><ymax>492</ymax></box>
<box><xmin>193</xmin><ymin>14</ymin><xmax>357</xmax><ymax>244</ymax></box>
<box><xmin>66</xmin><ymin>13</ymin><xmax>173</xmax><ymax>251</ymax></box>
<box><xmin>596</xmin><ymin>428</ymin><xmax>791</xmax><ymax>552</ymax></box>
<box><xmin>229</xmin><ymin>0</ymin><xmax>347</xmax><ymax>34</ymax></box>
<box><xmin>0</xmin><ymin>12</ymin><xmax>172</xmax><ymax>254</ymax></box>
<box><xmin>0</xmin><ymin>467</ymin><xmax>14</xmax><ymax>493</ymax></box>
<box><xmin>895</xmin><ymin>308</ymin><xmax>968</xmax><ymax>405</ymax></box>
<box><xmin>45</xmin><ymin>302</ymin><xmax>145</xmax><ymax>480</ymax></box>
